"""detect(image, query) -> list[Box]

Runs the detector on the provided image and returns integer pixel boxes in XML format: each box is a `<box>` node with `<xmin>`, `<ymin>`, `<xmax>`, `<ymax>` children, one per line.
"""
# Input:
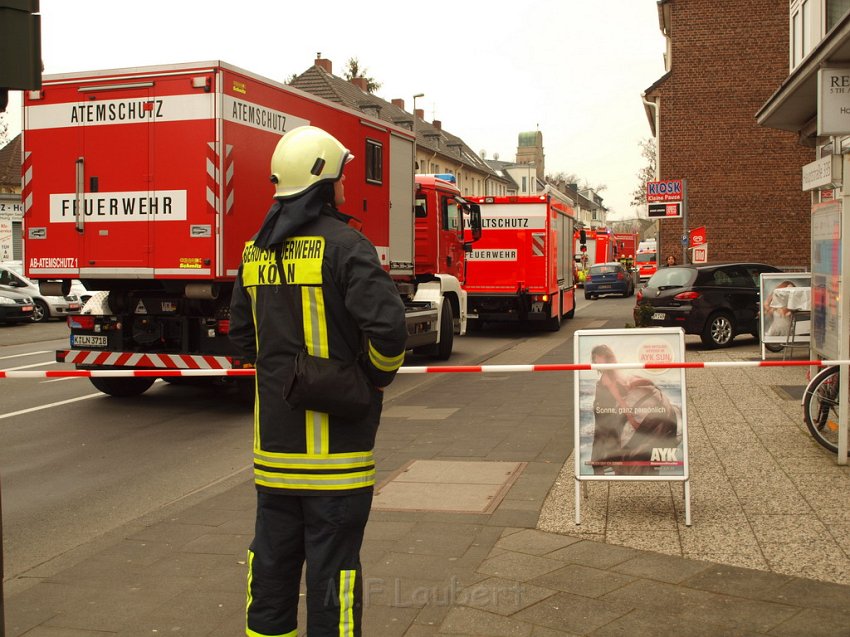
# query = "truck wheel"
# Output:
<box><xmin>415</xmin><ymin>301</ymin><xmax>454</xmax><ymax>359</ymax></box>
<box><xmin>89</xmin><ymin>376</ymin><xmax>155</xmax><ymax>397</ymax></box>
<box><xmin>434</xmin><ymin>301</ymin><xmax>454</xmax><ymax>360</ymax></box>
<box><xmin>545</xmin><ymin>309</ymin><xmax>562</xmax><ymax>332</ymax></box>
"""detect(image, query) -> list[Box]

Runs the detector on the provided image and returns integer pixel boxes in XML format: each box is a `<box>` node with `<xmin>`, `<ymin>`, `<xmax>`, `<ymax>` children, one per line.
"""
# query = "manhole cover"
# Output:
<box><xmin>373</xmin><ymin>460</ymin><xmax>526</xmax><ymax>514</ymax></box>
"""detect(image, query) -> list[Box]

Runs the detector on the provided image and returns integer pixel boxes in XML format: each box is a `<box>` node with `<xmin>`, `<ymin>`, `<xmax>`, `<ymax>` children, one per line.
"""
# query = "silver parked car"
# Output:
<box><xmin>0</xmin><ymin>261</ymin><xmax>82</xmax><ymax>322</ymax></box>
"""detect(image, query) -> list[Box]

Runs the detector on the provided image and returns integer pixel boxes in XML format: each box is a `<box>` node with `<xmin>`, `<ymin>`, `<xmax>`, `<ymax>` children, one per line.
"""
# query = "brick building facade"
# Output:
<box><xmin>644</xmin><ymin>0</ymin><xmax>814</xmax><ymax>269</ymax></box>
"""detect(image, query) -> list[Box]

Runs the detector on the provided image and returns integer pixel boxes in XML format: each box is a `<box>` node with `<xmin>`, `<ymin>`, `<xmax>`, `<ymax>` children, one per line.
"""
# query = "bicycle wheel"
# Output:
<box><xmin>802</xmin><ymin>366</ymin><xmax>841</xmax><ymax>453</ymax></box>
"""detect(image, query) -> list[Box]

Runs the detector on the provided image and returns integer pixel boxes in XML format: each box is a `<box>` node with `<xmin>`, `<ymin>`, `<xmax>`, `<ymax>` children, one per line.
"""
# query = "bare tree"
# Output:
<box><xmin>631</xmin><ymin>138</ymin><xmax>657</xmax><ymax>208</ymax></box>
<box><xmin>0</xmin><ymin>112</ymin><xmax>8</xmax><ymax>146</ymax></box>
<box><xmin>343</xmin><ymin>58</ymin><xmax>381</xmax><ymax>93</ymax></box>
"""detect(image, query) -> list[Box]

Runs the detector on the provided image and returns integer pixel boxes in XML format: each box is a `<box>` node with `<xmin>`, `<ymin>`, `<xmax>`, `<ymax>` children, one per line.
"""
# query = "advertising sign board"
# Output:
<box><xmin>647</xmin><ymin>202</ymin><xmax>682</xmax><ymax>218</ymax></box>
<box><xmin>759</xmin><ymin>272</ymin><xmax>812</xmax><ymax>354</ymax></box>
<box><xmin>689</xmin><ymin>226</ymin><xmax>706</xmax><ymax>247</ymax></box>
<box><xmin>573</xmin><ymin>328</ymin><xmax>689</xmax><ymax>482</ymax></box>
<box><xmin>810</xmin><ymin>201</ymin><xmax>843</xmax><ymax>360</ymax></box>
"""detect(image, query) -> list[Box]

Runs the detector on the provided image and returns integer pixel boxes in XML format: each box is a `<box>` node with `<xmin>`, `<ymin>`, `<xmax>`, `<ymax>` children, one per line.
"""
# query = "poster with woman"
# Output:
<box><xmin>759</xmin><ymin>272</ymin><xmax>812</xmax><ymax>352</ymax></box>
<box><xmin>573</xmin><ymin>328</ymin><xmax>688</xmax><ymax>481</ymax></box>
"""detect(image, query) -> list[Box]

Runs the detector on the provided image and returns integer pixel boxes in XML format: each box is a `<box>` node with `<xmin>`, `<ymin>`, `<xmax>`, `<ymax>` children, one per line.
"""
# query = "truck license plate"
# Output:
<box><xmin>651</xmin><ymin>312</ymin><xmax>665</xmax><ymax>320</ymax></box>
<box><xmin>73</xmin><ymin>334</ymin><xmax>108</xmax><ymax>347</ymax></box>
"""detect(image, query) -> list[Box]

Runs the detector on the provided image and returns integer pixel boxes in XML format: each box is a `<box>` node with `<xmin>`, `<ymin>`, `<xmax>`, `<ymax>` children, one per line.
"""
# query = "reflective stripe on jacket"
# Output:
<box><xmin>230</xmin><ymin>210</ymin><xmax>407</xmax><ymax>495</ymax></box>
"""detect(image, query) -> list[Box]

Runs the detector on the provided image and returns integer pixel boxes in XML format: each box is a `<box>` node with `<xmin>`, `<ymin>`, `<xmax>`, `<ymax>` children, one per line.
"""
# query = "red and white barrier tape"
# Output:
<box><xmin>0</xmin><ymin>359</ymin><xmax>844</xmax><ymax>379</ymax></box>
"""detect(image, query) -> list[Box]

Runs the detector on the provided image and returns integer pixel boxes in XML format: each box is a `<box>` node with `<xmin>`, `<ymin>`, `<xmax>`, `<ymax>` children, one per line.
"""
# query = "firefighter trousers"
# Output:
<box><xmin>246</xmin><ymin>490</ymin><xmax>373</xmax><ymax>637</ymax></box>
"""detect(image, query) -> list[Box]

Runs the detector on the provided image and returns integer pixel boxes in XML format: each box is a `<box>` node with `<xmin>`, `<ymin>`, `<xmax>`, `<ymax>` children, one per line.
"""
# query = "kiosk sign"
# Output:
<box><xmin>646</xmin><ymin>179</ymin><xmax>683</xmax><ymax>203</ymax></box>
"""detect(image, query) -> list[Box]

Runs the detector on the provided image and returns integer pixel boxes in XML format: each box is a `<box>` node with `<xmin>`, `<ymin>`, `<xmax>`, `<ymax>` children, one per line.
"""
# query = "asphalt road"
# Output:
<box><xmin>0</xmin><ymin>295</ymin><xmax>636</xmax><ymax>582</ymax></box>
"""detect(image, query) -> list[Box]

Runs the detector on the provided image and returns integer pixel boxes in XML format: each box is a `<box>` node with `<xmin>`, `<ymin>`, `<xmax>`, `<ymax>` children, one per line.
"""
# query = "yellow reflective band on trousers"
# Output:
<box><xmin>255</xmin><ymin>450</ymin><xmax>374</xmax><ymax>470</ymax></box>
<box><xmin>302</xmin><ymin>285</ymin><xmax>330</xmax><ymax>456</ymax></box>
<box><xmin>245</xmin><ymin>550</ymin><xmax>299</xmax><ymax>636</ymax></box>
<box><xmin>368</xmin><ymin>340</ymin><xmax>404</xmax><ymax>372</ymax></box>
<box><xmin>254</xmin><ymin>468</ymin><xmax>376</xmax><ymax>490</ymax></box>
<box><xmin>339</xmin><ymin>570</ymin><xmax>356</xmax><ymax>637</ymax></box>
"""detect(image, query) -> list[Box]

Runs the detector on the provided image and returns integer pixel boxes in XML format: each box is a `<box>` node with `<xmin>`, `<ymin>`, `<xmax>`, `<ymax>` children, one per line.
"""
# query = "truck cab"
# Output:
<box><xmin>414</xmin><ymin>174</ymin><xmax>481</xmax><ymax>284</ymax></box>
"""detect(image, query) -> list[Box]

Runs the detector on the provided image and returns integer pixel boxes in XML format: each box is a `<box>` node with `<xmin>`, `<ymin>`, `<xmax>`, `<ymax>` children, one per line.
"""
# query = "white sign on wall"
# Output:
<box><xmin>802</xmin><ymin>155</ymin><xmax>843</xmax><ymax>191</ymax></box>
<box><xmin>818</xmin><ymin>68</ymin><xmax>850</xmax><ymax>136</ymax></box>
<box><xmin>0</xmin><ymin>219</ymin><xmax>12</xmax><ymax>261</ymax></box>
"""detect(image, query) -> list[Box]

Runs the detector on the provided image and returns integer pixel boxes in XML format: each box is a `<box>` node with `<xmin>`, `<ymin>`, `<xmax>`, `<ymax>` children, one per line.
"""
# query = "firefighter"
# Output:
<box><xmin>229</xmin><ymin>125</ymin><xmax>407</xmax><ymax>637</ymax></box>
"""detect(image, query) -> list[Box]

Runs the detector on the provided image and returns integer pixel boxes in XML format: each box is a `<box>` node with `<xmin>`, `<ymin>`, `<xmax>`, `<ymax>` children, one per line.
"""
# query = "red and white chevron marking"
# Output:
<box><xmin>0</xmin><ymin>359</ymin><xmax>844</xmax><ymax>379</ymax></box>
<box><xmin>22</xmin><ymin>151</ymin><xmax>33</xmax><ymax>214</ymax></box>
<box><xmin>206</xmin><ymin>142</ymin><xmax>234</xmax><ymax>214</ymax></box>
<box><xmin>61</xmin><ymin>349</ymin><xmax>232</xmax><ymax>369</ymax></box>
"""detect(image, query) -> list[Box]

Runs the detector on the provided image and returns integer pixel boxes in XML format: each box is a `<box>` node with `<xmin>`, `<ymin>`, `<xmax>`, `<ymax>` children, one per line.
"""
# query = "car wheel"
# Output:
<box><xmin>701</xmin><ymin>312</ymin><xmax>735</xmax><ymax>348</ymax></box>
<box><xmin>31</xmin><ymin>299</ymin><xmax>50</xmax><ymax>323</ymax></box>
<box><xmin>764</xmin><ymin>343</ymin><xmax>784</xmax><ymax>353</ymax></box>
<box><xmin>584</xmin><ymin>292</ymin><xmax>591</xmax><ymax>300</ymax></box>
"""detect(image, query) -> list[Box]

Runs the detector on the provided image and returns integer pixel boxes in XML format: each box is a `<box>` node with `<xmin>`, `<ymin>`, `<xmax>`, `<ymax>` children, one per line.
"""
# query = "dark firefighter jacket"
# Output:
<box><xmin>229</xmin><ymin>205</ymin><xmax>407</xmax><ymax>496</ymax></box>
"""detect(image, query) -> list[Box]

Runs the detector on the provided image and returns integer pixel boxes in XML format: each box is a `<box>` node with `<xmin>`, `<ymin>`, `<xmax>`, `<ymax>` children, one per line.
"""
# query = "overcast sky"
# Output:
<box><xmin>3</xmin><ymin>0</ymin><xmax>666</xmax><ymax>219</ymax></box>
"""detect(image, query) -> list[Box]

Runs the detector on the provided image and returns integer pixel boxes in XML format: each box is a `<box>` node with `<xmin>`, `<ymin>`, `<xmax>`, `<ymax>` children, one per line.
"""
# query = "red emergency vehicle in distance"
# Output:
<box><xmin>613</xmin><ymin>232</ymin><xmax>638</xmax><ymax>265</ymax></box>
<box><xmin>574</xmin><ymin>227</ymin><xmax>615</xmax><ymax>286</ymax></box>
<box><xmin>465</xmin><ymin>189</ymin><xmax>577</xmax><ymax>331</ymax></box>
<box><xmin>635</xmin><ymin>239</ymin><xmax>658</xmax><ymax>281</ymax></box>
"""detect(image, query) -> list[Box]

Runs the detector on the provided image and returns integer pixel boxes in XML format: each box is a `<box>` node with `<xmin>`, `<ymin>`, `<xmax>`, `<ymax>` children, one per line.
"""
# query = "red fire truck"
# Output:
<box><xmin>613</xmin><ymin>232</ymin><xmax>638</xmax><ymax>265</ymax></box>
<box><xmin>464</xmin><ymin>189</ymin><xmax>577</xmax><ymax>331</ymax></box>
<box><xmin>22</xmin><ymin>61</ymin><xmax>480</xmax><ymax>396</ymax></box>
<box><xmin>574</xmin><ymin>228</ymin><xmax>615</xmax><ymax>286</ymax></box>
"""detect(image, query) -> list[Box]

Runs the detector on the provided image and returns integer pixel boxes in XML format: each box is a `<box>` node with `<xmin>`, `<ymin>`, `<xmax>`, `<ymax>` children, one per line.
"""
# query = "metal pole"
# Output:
<box><xmin>681</xmin><ymin>178</ymin><xmax>689</xmax><ymax>264</ymax></box>
<box><xmin>1</xmin><ymin>472</ymin><xmax>5</xmax><ymax>636</ymax></box>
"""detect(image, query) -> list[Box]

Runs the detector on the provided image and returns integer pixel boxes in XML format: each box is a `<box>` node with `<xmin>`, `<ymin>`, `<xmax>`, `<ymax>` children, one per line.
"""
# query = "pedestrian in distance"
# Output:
<box><xmin>665</xmin><ymin>254</ymin><xmax>677</xmax><ymax>267</ymax></box>
<box><xmin>229</xmin><ymin>125</ymin><xmax>408</xmax><ymax>637</ymax></box>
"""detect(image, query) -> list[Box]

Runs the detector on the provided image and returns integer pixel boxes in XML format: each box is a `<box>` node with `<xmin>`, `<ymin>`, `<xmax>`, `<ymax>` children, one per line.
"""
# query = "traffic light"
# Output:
<box><xmin>0</xmin><ymin>0</ymin><xmax>42</xmax><ymax>113</ymax></box>
<box><xmin>580</xmin><ymin>244</ymin><xmax>587</xmax><ymax>252</ymax></box>
<box><xmin>579</xmin><ymin>229</ymin><xmax>587</xmax><ymax>244</ymax></box>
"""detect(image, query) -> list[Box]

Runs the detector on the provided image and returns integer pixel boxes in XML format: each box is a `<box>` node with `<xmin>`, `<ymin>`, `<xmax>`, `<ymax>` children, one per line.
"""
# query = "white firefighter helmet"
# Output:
<box><xmin>269</xmin><ymin>126</ymin><xmax>353</xmax><ymax>198</ymax></box>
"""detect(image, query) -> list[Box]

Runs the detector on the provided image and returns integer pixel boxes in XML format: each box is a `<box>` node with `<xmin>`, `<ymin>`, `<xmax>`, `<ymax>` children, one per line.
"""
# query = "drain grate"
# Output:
<box><xmin>373</xmin><ymin>460</ymin><xmax>526</xmax><ymax>514</ymax></box>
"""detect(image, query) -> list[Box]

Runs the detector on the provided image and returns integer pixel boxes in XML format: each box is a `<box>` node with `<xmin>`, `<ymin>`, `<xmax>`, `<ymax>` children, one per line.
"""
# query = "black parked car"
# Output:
<box><xmin>634</xmin><ymin>262</ymin><xmax>781</xmax><ymax>348</ymax></box>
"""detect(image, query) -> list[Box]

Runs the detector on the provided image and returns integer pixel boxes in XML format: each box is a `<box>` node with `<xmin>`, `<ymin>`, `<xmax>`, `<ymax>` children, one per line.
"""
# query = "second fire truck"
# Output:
<box><xmin>465</xmin><ymin>188</ymin><xmax>577</xmax><ymax>331</ymax></box>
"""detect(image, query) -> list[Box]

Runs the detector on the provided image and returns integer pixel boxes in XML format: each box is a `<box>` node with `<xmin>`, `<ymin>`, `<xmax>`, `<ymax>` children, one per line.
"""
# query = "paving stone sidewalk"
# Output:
<box><xmin>5</xmin><ymin>328</ymin><xmax>850</xmax><ymax>635</ymax></box>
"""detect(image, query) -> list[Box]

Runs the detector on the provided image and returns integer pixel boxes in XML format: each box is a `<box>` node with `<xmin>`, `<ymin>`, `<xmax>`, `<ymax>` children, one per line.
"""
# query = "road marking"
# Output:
<box><xmin>0</xmin><ymin>393</ymin><xmax>103</xmax><ymax>421</ymax></box>
<box><xmin>3</xmin><ymin>361</ymin><xmax>60</xmax><ymax>371</ymax></box>
<box><xmin>0</xmin><ymin>350</ymin><xmax>50</xmax><ymax>361</ymax></box>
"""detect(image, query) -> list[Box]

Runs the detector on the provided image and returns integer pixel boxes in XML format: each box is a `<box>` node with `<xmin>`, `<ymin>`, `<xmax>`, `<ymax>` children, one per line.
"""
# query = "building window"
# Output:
<box><xmin>365</xmin><ymin>140</ymin><xmax>382</xmax><ymax>184</ymax></box>
<box><xmin>827</xmin><ymin>0</ymin><xmax>850</xmax><ymax>31</ymax></box>
<box><xmin>790</xmin><ymin>0</ymin><xmax>850</xmax><ymax>70</ymax></box>
<box><xmin>790</xmin><ymin>0</ymin><xmax>815</xmax><ymax>69</ymax></box>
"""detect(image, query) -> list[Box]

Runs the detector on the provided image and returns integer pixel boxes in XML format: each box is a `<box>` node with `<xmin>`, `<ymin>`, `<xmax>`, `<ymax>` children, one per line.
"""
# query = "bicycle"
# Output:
<box><xmin>802</xmin><ymin>365</ymin><xmax>843</xmax><ymax>453</ymax></box>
